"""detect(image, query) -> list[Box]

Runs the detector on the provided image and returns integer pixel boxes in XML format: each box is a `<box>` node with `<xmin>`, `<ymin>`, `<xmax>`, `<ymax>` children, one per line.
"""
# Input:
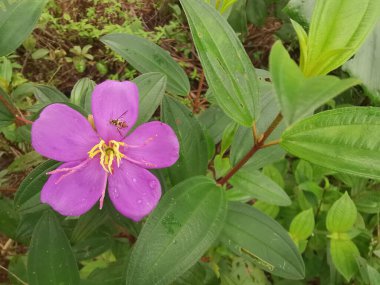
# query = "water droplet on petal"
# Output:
<box><xmin>137</xmin><ymin>199</ymin><xmax>142</xmax><ymax>204</ymax></box>
<box><xmin>132</xmin><ymin>178</ymin><xmax>137</xmax><ymax>183</ymax></box>
<box><xmin>149</xmin><ymin>180</ymin><xmax>157</xmax><ymax>189</ymax></box>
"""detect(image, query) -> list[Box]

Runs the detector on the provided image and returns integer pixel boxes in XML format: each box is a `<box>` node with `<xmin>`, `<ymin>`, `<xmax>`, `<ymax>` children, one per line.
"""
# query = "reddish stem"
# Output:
<box><xmin>218</xmin><ymin>113</ymin><xmax>283</xmax><ymax>186</ymax></box>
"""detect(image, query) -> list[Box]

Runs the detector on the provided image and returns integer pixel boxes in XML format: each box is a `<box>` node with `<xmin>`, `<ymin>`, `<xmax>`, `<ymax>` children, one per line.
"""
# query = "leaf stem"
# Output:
<box><xmin>218</xmin><ymin>113</ymin><xmax>283</xmax><ymax>186</ymax></box>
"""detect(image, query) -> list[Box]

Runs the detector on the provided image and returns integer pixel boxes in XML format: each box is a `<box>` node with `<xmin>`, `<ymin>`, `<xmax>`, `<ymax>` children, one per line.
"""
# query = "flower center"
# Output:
<box><xmin>88</xmin><ymin>140</ymin><xmax>125</xmax><ymax>173</ymax></box>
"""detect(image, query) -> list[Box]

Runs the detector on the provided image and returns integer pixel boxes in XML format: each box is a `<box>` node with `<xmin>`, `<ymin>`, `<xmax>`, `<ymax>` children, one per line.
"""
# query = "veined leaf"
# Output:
<box><xmin>326</xmin><ymin>192</ymin><xmax>357</xmax><ymax>233</ymax></box>
<box><xmin>229</xmin><ymin>168</ymin><xmax>291</xmax><ymax>206</ymax></box>
<box><xmin>161</xmin><ymin>96</ymin><xmax>208</xmax><ymax>185</ymax></box>
<box><xmin>70</xmin><ymin>78</ymin><xmax>96</xmax><ymax>113</ymax></box>
<box><xmin>221</xmin><ymin>202</ymin><xmax>305</xmax><ymax>279</ymax></box>
<box><xmin>303</xmin><ymin>0</ymin><xmax>380</xmax><ymax>76</ymax></box>
<box><xmin>126</xmin><ymin>176</ymin><xmax>227</xmax><ymax>285</ymax></box>
<box><xmin>180</xmin><ymin>0</ymin><xmax>260</xmax><ymax>126</ymax></box>
<box><xmin>0</xmin><ymin>0</ymin><xmax>48</xmax><ymax>56</ymax></box>
<box><xmin>269</xmin><ymin>41</ymin><xmax>360</xmax><ymax>125</ymax></box>
<box><xmin>101</xmin><ymin>33</ymin><xmax>189</xmax><ymax>96</ymax></box>
<box><xmin>284</xmin><ymin>0</ymin><xmax>316</xmax><ymax>28</ymax></box>
<box><xmin>281</xmin><ymin>107</ymin><xmax>380</xmax><ymax>180</ymax></box>
<box><xmin>133</xmin><ymin>72</ymin><xmax>167</xmax><ymax>126</ymax></box>
<box><xmin>330</xmin><ymin>239</ymin><xmax>360</xmax><ymax>281</ymax></box>
<box><xmin>289</xmin><ymin>208</ymin><xmax>315</xmax><ymax>241</ymax></box>
<box><xmin>28</xmin><ymin>211</ymin><xmax>80</xmax><ymax>285</ymax></box>
<box><xmin>33</xmin><ymin>84</ymin><xmax>69</xmax><ymax>106</ymax></box>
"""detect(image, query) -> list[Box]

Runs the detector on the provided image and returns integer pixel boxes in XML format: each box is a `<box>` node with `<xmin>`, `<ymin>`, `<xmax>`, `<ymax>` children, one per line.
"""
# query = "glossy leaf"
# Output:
<box><xmin>161</xmin><ymin>96</ymin><xmax>208</xmax><ymax>185</ymax></box>
<box><xmin>330</xmin><ymin>239</ymin><xmax>360</xmax><ymax>281</ymax></box>
<box><xmin>133</xmin><ymin>72</ymin><xmax>167</xmax><ymax>126</ymax></box>
<box><xmin>302</xmin><ymin>0</ymin><xmax>380</xmax><ymax>76</ymax></box>
<box><xmin>344</xmin><ymin>21</ymin><xmax>380</xmax><ymax>102</ymax></box>
<box><xmin>0</xmin><ymin>0</ymin><xmax>48</xmax><ymax>56</ymax></box>
<box><xmin>180</xmin><ymin>0</ymin><xmax>260</xmax><ymax>126</ymax></box>
<box><xmin>326</xmin><ymin>192</ymin><xmax>357</xmax><ymax>233</ymax></box>
<box><xmin>281</xmin><ymin>107</ymin><xmax>380</xmax><ymax>180</ymax></box>
<box><xmin>229</xmin><ymin>168</ymin><xmax>291</xmax><ymax>206</ymax></box>
<box><xmin>289</xmin><ymin>208</ymin><xmax>315</xmax><ymax>241</ymax></box>
<box><xmin>28</xmin><ymin>211</ymin><xmax>80</xmax><ymax>285</ymax></box>
<box><xmin>269</xmin><ymin>41</ymin><xmax>360</xmax><ymax>125</ymax></box>
<box><xmin>126</xmin><ymin>176</ymin><xmax>227</xmax><ymax>285</ymax></box>
<box><xmin>70</xmin><ymin>78</ymin><xmax>96</xmax><ymax>113</ymax></box>
<box><xmin>101</xmin><ymin>33</ymin><xmax>189</xmax><ymax>96</ymax></box>
<box><xmin>221</xmin><ymin>202</ymin><xmax>305</xmax><ymax>279</ymax></box>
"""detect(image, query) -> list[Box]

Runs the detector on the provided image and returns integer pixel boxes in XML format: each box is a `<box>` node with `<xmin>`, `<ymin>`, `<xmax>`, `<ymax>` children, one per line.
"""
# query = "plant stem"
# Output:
<box><xmin>218</xmin><ymin>113</ymin><xmax>283</xmax><ymax>186</ymax></box>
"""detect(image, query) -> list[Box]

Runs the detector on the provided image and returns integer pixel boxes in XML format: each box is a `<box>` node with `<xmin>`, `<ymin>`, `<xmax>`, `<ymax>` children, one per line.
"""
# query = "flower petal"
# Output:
<box><xmin>91</xmin><ymin>80</ymin><xmax>139</xmax><ymax>142</ymax></box>
<box><xmin>122</xmin><ymin>121</ymin><xmax>179</xmax><ymax>169</ymax></box>
<box><xmin>41</xmin><ymin>158</ymin><xmax>107</xmax><ymax>216</ymax></box>
<box><xmin>108</xmin><ymin>161</ymin><xmax>161</xmax><ymax>221</ymax></box>
<box><xmin>32</xmin><ymin>104</ymin><xmax>99</xmax><ymax>162</ymax></box>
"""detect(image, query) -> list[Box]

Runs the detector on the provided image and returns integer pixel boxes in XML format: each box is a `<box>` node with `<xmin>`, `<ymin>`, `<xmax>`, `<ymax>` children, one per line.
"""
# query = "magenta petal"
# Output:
<box><xmin>91</xmin><ymin>80</ymin><xmax>139</xmax><ymax>142</ymax></box>
<box><xmin>122</xmin><ymin>121</ymin><xmax>179</xmax><ymax>169</ymax></box>
<box><xmin>108</xmin><ymin>161</ymin><xmax>161</xmax><ymax>221</ymax></box>
<box><xmin>32</xmin><ymin>104</ymin><xmax>99</xmax><ymax>162</ymax></box>
<box><xmin>41</xmin><ymin>158</ymin><xmax>107</xmax><ymax>216</ymax></box>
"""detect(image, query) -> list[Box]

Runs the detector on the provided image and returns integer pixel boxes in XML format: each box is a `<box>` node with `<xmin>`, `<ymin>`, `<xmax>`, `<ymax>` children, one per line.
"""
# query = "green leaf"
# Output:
<box><xmin>180</xmin><ymin>0</ymin><xmax>260</xmax><ymax>126</ymax></box>
<box><xmin>161</xmin><ymin>96</ymin><xmax>208</xmax><ymax>185</ymax></box>
<box><xmin>344</xmin><ymin>22</ymin><xmax>380</xmax><ymax>102</ymax></box>
<box><xmin>0</xmin><ymin>0</ymin><xmax>48</xmax><ymax>56</ymax></box>
<box><xmin>269</xmin><ymin>41</ymin><xmax>360</xmax><ymax>125</ymax></box>
<box><xmin>281</xmin><ymin>107</ymin><xmax>380</xmax><ymax>180</ymax></box>
<box><xmin>15</xmin><ymin>160</ymin><xmax>60</xmax><ymax>211</ymax></box>
<box><xmin>0</xmin><ymin>197</ymin><xmax>19</xmax><ymax>238</ymax></box>
<box><xmin>229</xmin><ymin>168</ymin><xmax>291</xmax><ymax>206</ymax></box>
<box><xmin>172</xmin><ymin>262</ymin><xmax>218</xmax><ymax>285</ymax></box>
<box><xmin>330</xmin><ymin>239</ymin><xmax>359</xmax><ymax>281</ymax></box>
<box><xmin>354</xmin><ymin>191</ymin><xmax>380</xmax><ymax>214</ymax></box>
<box><xmin>303</xmin><ymin>0</ymin><xmax>380</xmax><ymax>76</ymax></box>
<box><xmin>33</xmin><ymin>84</ymin><xmax>69</xmax><ymax>105</ymax></box>
<box><xmin>227</xmin><ymin>0</ymin><xmax>248</xmax><ymax>40</ymax></box>
<box><xmin>100</xmin><ymin>33</ymin><xmax>189</xmax><ymax>96</ymax></box>
<box><xmin>283</xmin><ymin>0</ymin><xmax>315</xmax><ymax>28</ymax></box>
<box><xmin>126</xmin><ymin>176</ymin><xmax>227</xmax><ymax>285</ymax></box>
<box><xmin>198</xmin><ymin>105</ymin><xmax>232</xmax><ymax>144</ymax></box>
<box><xmin>7</xmin><ymin>151</ymin><xmax>45</xmax><ymax>173</ymax></box>
<box><xmin>326</xmin><ymin>192</ymin><xmax>357</xmax><ymax>233</ymax></box>
<box><xmin>70</xmin><ymin>78</ymin><xmax>96</xmax><ymax>113</ymax></box>
<box><xmin>133</xmin><ymin>72</ymin><xmax>167</xmax><ymax>126</ymax></box>
<box><xmin>28</xmin><ymin>211</ymin><xmax>80</xmax><ymax>285</ymax></box>
<box><xmin>289</xmin><ymin>208</ymin><xmax>315</xmax><ymax>241</ymax></box>
<box><xmin>221</xmin><ymin>202</ymin><xmax>305</xmax><ymax>279</ymax></box>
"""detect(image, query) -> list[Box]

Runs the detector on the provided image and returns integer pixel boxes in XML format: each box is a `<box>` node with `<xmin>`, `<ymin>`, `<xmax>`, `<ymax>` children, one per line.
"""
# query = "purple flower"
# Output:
<box><xmin>31</xmin><ymin>80</ymin><xmax>179</xmax><ymax>221</ymax></box>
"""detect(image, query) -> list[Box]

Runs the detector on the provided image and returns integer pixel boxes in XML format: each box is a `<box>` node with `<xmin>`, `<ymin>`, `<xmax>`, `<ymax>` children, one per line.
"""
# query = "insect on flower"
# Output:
<box><xmin>109</xmin><ymin>110</ymin><xmax>129</xmax><ymax>137</ymax></box>
<box><xmin>31</xmin><ymin>80</ymin><xmax>180</xmax><ymax>221</ymax></box>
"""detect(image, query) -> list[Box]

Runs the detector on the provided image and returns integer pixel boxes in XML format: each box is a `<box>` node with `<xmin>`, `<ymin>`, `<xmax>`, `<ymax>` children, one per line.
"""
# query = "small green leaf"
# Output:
<box><xmin>172</xmin><ymin>262</ymin><xmax>218</xmax><ymax>285</ymax></box>
<box><xmin>180</xmin><ymin>0</ymin><xmax>260</xmax><ymax>126</ymax></box>
<box><xmin>161</xmin><ymin>96</ymin><xmax>208</xmax><ymax>185</ymax></box>
<box><xmin>7</xmin><ymin>151</ymin><xmax>45</xmax><ymax>173</ymax></box>
<box><xmin>70</xmin><ymin>78</ymin><xmax>96</xmax><ymax>113</ymax></box>
<box><xmin>269</xmin><ymin>41</ymin><xmax>360</xmax><ymax>125</ymax></box>
<box><xmin>126</xmin><ymin>176</ymin><xmax>227</xmax><ymax>285</ymax></box>
<box><xmin>101</xmin><ymin>33</ymin><xmax>189</xmax><ymax>96</ymax></box>
<box><xmin>330</xmin><ymin>239</ymin><xmax>360</xmax><ymax>281</ymax></box>
<box><xmin>0</xmin><ymin>0</ymin><xmax>48</xmax><ymax>56</ymax></box>
<box><xmin>289</xmin><ymin>208</ymin><xmax>315</xmax><ymax>241</ymax></box>
<box><xmin>230</xmin><ymin>168</ymin><xmax>291</xmax><ymax>206</ymax></box>
<box><xmin>28</xmin><ymin>211</ymin><xmax>80</xmax><ymax>285</ymax></box>
<box><xmin>198</xmin><ymin>105</ymin><xmax>232</xmax><ymax>144</ymax></box>
<box><xmin>303</xmin><ymin>0</ymin><xmax>380</xmax><ymax>76</ymax></box>
<box><xmin>0</xmin><ymin>198</ymin><xmax>19</xmax><ymax>238</ymax></box>
<box><xmin>33</xmin><ymin>84</ymin><xmax>69</xmax><ymax>106</ymax></box>
<box><xmin>284</xmin><ymin>0</ymin><xmax>315</xmax><ymax>28</ymax></box>
<box><xmin>281</xmin><ymin>107</ymin><xmax>380</xmax><ymax>180</ymax></box>
<box><xmin>132</xmin><ymin>72</ymin><xmax>167</xmax><ymax>126</ymax></box>
<box><xmin>221</xmin><ymin>202</ymin><xmax>305</xmax><ymax>279</ymax></box>
<box><xmin>326</xmin><ymin>192</ymin><xmax>357</xmax><ymax>233</ymax></box>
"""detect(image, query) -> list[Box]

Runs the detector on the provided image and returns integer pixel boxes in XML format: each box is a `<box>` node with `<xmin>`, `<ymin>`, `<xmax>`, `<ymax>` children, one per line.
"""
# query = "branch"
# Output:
<box><xmin>218</xmin><ymin>113</ymin><xmax>283</xmax><ymax>186</ymax></box>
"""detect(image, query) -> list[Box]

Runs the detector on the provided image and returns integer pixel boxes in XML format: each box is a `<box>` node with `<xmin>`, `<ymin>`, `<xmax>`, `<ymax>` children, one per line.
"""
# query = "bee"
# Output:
<box><xmin>109</xmin><ymin>110</ymin><xmax>128</xmax><ymax>137</ymax></box>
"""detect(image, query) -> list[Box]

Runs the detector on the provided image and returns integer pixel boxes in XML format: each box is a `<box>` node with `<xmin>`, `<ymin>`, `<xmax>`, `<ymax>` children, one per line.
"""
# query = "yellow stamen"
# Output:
<box><xmin>88</xmin><ymin>140</ymin><xmax>125</xmax><ymax>174</ymax></box>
